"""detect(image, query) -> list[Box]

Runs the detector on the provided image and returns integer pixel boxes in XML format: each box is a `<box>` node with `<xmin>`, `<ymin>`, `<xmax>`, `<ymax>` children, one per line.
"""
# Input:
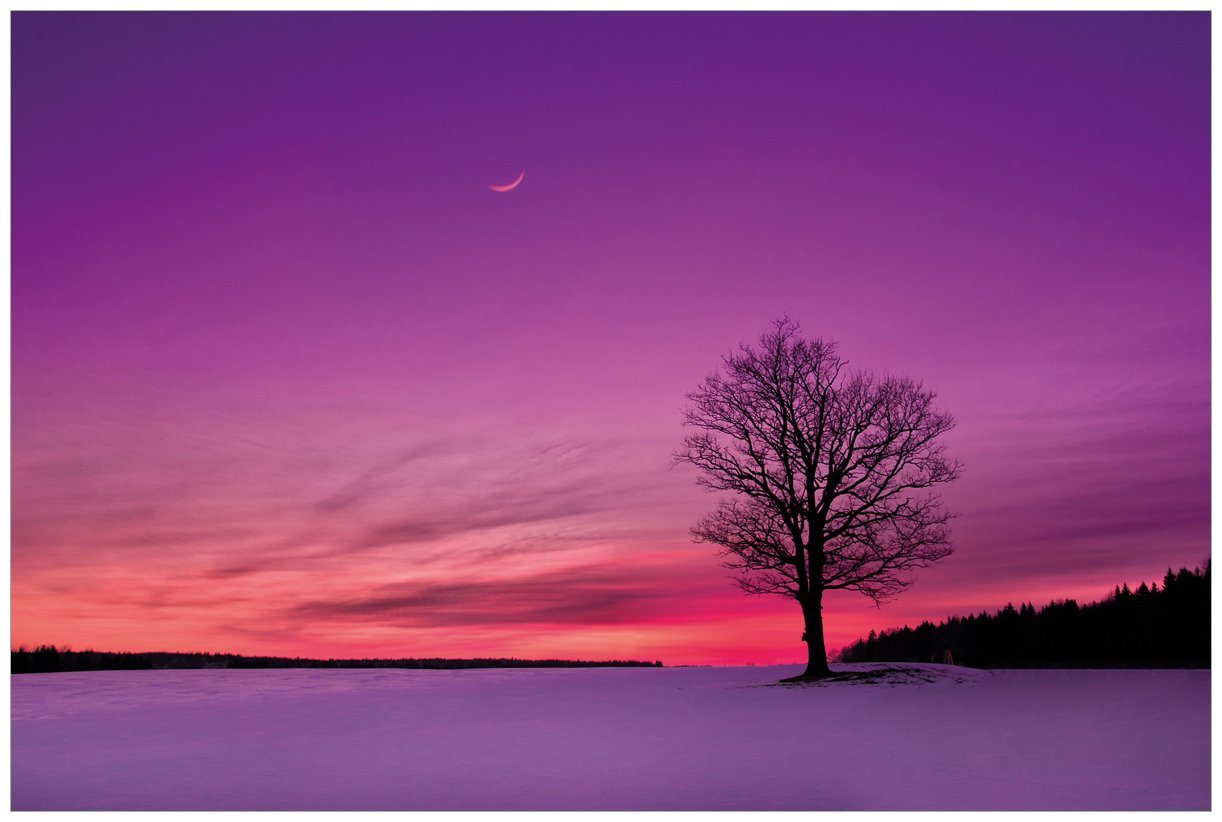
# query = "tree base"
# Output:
<box><xmin>778</xmin><ymin>665</ymin><xmax>953</xmax><ymax>686</ymax></box>
<box><xmin>780</xmin><ymin>669</ymin><xmax>833</xmax><ymax>683</ymax></box>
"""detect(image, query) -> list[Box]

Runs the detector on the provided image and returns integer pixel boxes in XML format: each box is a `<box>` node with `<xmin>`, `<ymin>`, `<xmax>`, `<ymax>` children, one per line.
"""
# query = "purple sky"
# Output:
<box><xmin>12</xmin><ymin>12</ymin><xmax>1209</xmax><ymax>663</ymax></box>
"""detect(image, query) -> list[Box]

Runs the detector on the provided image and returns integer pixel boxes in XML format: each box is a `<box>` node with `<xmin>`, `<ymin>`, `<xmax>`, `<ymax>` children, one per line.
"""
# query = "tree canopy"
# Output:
<box><xmin>676</xmin><ymin>318</ymin><xmax>961</xmax><ymax>678</ymax></box>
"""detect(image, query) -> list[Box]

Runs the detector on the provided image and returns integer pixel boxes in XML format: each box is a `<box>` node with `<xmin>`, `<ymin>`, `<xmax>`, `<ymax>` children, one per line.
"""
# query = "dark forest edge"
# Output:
<box><xmin>838</xmin><ymin>563</ymin><xmax>1209</xmax><ymax>669</ymax></box>
<box><xmin>11</xmin><ymin>649</ymin><xmax>664</xmax><ymax>674</ymax></box>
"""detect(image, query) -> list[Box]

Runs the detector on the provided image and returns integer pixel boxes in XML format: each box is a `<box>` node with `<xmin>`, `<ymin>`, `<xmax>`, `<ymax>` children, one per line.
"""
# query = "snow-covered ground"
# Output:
<box><xmin>11</xmin><ymin>663</ymin><xmax>1209</xmax><ymax>810</ymax></box>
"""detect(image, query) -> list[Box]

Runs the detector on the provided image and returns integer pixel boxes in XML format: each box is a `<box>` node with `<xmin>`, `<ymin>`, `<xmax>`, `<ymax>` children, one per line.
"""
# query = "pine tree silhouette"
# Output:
<box><xmin>839</xmin><ymin>564</ymin><xmax>1209</xmax><ymax>668</ymax></box>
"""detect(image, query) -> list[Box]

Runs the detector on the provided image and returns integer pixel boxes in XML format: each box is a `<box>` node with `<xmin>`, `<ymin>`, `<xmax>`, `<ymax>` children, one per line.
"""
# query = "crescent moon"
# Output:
<box><xmin>488</xmin><ymin>170</ymin><xmax>525</xmax><ymax>192</ymax></box>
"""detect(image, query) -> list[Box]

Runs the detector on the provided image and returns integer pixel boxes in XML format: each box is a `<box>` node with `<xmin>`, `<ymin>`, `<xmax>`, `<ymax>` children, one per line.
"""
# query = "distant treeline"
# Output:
<box><xmin>11</xmin><ymin>648</ymin><xmax>663</xmax><ymax>674</ymax></box>
<box><xmin>838</xmin><ymin>563</ymin><xmax>1209</xmax><ymax>668</ymax></box>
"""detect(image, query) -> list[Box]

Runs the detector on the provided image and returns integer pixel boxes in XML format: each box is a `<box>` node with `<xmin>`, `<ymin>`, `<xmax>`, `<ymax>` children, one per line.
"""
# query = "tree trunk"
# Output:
<box><xmin>800</xmin><ymin>592</ymin><xmax>832</xmax><ymax>679</ymax></box>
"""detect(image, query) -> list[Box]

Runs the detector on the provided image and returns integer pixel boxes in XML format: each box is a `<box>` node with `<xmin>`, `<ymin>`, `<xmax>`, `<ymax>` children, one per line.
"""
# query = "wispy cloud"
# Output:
<box><xmin>288</xmin><ymin>562</ymin><xmax>686</xmax><ymax>627</ymax></box>
<box><xmin>313</xmin><ymin>441</ymin><xmax>460</xmax><ymax>513</ymax></box>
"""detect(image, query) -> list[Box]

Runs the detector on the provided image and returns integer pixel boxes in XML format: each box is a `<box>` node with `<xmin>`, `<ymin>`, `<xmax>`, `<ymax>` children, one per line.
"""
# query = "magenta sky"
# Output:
<box><xmin>12</xmin><ymin>12</ymin><xmax>1209</xmax><ymax>664</ymax></box>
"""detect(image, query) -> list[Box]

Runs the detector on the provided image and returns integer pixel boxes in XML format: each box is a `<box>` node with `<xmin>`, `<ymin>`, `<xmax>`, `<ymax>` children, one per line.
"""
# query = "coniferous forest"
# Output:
<box><xmin>838</xmin><ymin>563</ymin><xmax>1209</xmax><ymax>668</ymax></box>
<box><xmin>10</xmin><ymin>649</ymin><xmax>663</xmax><ymax>674</ymax></box>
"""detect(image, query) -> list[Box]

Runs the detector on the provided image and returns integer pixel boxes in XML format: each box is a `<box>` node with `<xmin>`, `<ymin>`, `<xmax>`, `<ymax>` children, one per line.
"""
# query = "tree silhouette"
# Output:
<box><xmin>839</xmin><ymin>563</ymin><xmax>1210</xmax><ymax>668</ymax></box>
<box><xmin>675</xmin><ymin>318</ymin><xmax>962</xmax><ymax>679</ymax></box>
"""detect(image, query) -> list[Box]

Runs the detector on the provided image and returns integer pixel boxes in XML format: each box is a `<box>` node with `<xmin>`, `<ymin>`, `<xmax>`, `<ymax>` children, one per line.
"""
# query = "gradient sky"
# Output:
<box><xmin>12</xmin><ymin>12</ymin><xmax>1210</xmax><ymax>664</ymax></box>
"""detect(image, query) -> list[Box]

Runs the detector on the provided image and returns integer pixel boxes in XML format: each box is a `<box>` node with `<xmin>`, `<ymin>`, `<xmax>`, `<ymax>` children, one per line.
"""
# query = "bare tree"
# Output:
<box><xmin>675</xmin><ymin>318</ymin><xmax>962</xmax><ymax>680</ymax></box>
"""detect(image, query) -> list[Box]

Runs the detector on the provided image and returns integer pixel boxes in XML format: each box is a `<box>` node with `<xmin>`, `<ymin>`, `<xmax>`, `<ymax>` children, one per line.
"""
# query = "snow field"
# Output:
<box><xmin>10</xmin><ymin>663</ymin><xmax>1209</xmax><ymax>810</ymax></box>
